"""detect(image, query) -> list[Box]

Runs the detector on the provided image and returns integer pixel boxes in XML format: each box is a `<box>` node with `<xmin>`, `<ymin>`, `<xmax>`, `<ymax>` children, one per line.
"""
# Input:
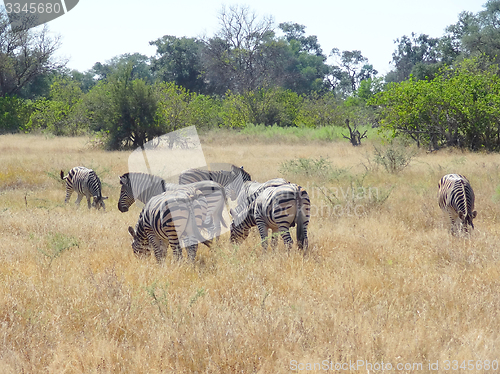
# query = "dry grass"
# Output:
<box><xmin>1</xmin><ymin>133</ymin><xmax>500</xmax><ymax>373</ymax></box>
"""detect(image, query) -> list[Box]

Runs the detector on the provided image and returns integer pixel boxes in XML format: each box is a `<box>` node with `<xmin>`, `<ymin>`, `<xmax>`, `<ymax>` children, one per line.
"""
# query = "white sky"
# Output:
<box><xmin>46</xmin><ymin>0</ymin><xmax>486</xmax><ymax>76</ymax></box>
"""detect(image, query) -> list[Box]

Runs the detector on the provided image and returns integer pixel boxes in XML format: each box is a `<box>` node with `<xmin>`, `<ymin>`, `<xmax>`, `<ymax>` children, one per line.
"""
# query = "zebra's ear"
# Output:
<box><xmin>458</xmin><ymin>211</ymin><xmax>465</xmax><ymax>220</ymax></box>
<box><xmin>102</xmin><ymin>196</ymin><xmax>108</xmax><ymax>200</ymax></box>
<box><xmin>128</xmin><ymin>226</ymin><xmax>136</xmax><ymax>238</ymax></box>
<box><xmin>472</xmin><ymin>211</ymin><xmax>477</xmax><ymax>218</ymax></box>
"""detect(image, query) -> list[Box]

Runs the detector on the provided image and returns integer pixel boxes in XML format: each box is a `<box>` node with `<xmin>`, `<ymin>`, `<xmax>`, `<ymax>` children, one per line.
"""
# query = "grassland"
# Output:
<box><xmin>1</xmin><ymin>133</ymin><xmax>500</xmax><ymax>373</ymax></box>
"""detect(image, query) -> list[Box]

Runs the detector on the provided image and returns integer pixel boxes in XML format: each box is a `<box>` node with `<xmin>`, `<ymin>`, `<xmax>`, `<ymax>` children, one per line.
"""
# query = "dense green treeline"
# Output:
<box><xmin>2</xmin><ymin>2</ymin><xmax>500</xmax><ymax>150</ymax></box>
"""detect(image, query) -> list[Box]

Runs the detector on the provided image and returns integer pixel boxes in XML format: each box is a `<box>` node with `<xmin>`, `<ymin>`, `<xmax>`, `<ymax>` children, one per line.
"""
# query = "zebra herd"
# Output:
<box><xmin>60</xmin><ymin>166</ymin><xmax>478</xmax><ymax>263</ymax></box>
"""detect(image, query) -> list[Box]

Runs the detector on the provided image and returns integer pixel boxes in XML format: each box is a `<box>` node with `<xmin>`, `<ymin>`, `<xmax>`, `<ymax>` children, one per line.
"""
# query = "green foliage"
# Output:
<box><xmin>155</xmin><ymin>82</ymin><xmax>192</xmax><ymax>134</ymax></box>
<box><xmin>296</xmin><ymin>92</ymin><xmax>343</xmax><ymax>127</ymax></box>
<box><xmin>25</xmin><ymin>78</ymin><xmax>88</xmax><ymax>135</ymax></box>
<box><xmin>150</xmin><ymin>36</ymin><xmax>205</xmax><ymax>92</ymax></box>
<box><xmin>244</xmin><ymin>88</ymin><xmax>302</xmax><ymax>127</ymax></box>
<box><xmin>372</xmin><ymin>141</ymin><xmax>417</xmax><ymax>173</ymax></box>
<box><xmin>0</xmin><ymin>96</ymin><xmax>32</xmax><ymax>133</ymax></box>
<box><xmin>106</xmin><ymin>74</ymin><xmax>160</xmax><ymax>150</ymax></box>
<box><xmin>219</xmin><ymin>90</ymin><xmax>251</xmax><ymax>128</ymax></box>
<box><xmin>371</xmin><ymin>57</ymin><xmax>500</xmax><ymax>151</ymax></box>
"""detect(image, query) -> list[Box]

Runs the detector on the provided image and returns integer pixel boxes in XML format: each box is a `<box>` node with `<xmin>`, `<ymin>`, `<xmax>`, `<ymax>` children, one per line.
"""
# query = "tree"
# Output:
<box><xmin>0</xmin><ymin>9</ymin><xmax>65</xmax><ymax>98</ymax></box>
<box><xmin>277</xmin><ymin>23</ymin><xmax>330</xmax><ymax>94</ymax></box>
<box><xmin>90</xmin><ymin>53</ymin><xmax>153</xmax><ymax>83</ymax></box>
<box><xmin>279</xmin><ymin>22</ymin><xmax>323</xmax><ymax>56</ymax></box>
<box><xmin>371</xmin><ymin>57</ymin><xmax>500</xmax><ymax>151</ymax></box>
<box><xmin>448</xmin><ymin>0</ymin><xmax>500</xmax><ymax>62</ymax></box>
<box><xmin>26</xmin><ymin>77</ymin><xmax>87</xmax><ymax>135</ymax></box>
<box><xmin>329</xmin><ymin>49</ymin><xmax>378</xmax><ymax>95</ymax></box>
<box><xmin>150</xmin><ymin>35</ymin><xmax>205</xmax><ymax>92</ymax></box>
<box><xmin>107</xmin><ymin>78</ymin><xmax>160</xmax><ymax>149</ymax></box>
<box><xmin>385</xmin><ymin>33</ymin><xmax>442</xmax><ymax>83</ymax></box>
<box><xmin>201</xmin><ymin>5</ymin><xmax>276</xmax><ymax>94</ymax></box>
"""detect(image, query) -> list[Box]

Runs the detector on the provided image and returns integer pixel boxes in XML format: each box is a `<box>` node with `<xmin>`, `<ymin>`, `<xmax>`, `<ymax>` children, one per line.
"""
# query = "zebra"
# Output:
<box><xmin>60</xmin><ymin>166</ymin><xmax>108</xmax><ymax>210</ymax></box>
<box><xmin>179</xmin><ymin>164</ymin><xmax>251</xmax><ymax>201</ymax></box>
<box><xmin>438</xmin><ymin>174</ymin><xmax>477</xmax><ymax>235</ymax></box>
<box><xmin>128</xmin><ymin>188</ymin><xmax>209</xmax><ymax>262</ymax></box>
<box><xmin>230</xmin><ymin>183</ymin><xmax>310</xmax><ymax>252</ymax></box>
<box><xmin>118</xmin><ymin>172</ymin><xmax>227</xmax><ymax>241</ymax></box>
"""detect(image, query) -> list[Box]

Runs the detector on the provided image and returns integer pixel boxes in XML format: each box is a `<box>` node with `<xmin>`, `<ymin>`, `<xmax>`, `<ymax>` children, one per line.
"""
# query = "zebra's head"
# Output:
<box><xmin>226</xmin><ymin>166</ymin><xmax>252</xmax><ymax>201</ymax></box>
<box><xmin>118</xmin><ymin>174</ymin><xmax>135</xmax><ymax>212</ymax></box>
<box><xmin>127</xmin><ymin>226</ymin><xmax>151</xmax><ymax>258</ymax></box>
<box><xmin>92</xmin><ymin>196</ymin><xmax>108</xmax><ymax>210</ymax></box>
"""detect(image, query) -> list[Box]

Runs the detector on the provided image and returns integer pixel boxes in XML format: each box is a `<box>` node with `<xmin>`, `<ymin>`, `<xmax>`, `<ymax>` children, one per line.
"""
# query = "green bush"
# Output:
<box><xmin>0</xmin><ymin>96</ymin><xmax>32</xmax><ymax>133</ymax></box>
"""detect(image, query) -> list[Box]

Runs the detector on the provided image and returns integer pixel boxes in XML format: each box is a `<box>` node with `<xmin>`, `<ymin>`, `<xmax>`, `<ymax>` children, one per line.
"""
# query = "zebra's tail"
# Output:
<box><xmin>295</xmin><ymin>186</ymin><xmax>308</xmax><ymax>252</ymax></box>
<box><xmin>60</xmin><ymin>170</ymin><xmax>67</xmax><ymax>180</ymax></box>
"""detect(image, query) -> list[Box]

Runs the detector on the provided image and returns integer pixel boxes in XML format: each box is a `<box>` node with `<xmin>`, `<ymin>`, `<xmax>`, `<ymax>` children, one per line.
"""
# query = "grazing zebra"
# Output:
<box><xmin>179</xmin><ymin>164</ymin><xmax>251</xmax><ymax>200</ymax></box>
<box><xmin>118</xmin><ymin>172</ymin><xmax>227</xmax><ymax>241</ymax></box>
<box><xmin>60</xmin><ymin>167</ymin><xmax>108</xmax><ymax>210</ymax></box>
<box><xmin>128</xmin><ymin>188</ymin><xmax>209</xmax><ymax>262</ymax></box>
<box><xmin>230</xmin><ymin>183</ymin><xmax>310</xmax><ymax>252</ymax></box>
<box><xmin>438</xmin><ymin>174</ymin><xmax>477</xmax><ymax>235</ymax></box>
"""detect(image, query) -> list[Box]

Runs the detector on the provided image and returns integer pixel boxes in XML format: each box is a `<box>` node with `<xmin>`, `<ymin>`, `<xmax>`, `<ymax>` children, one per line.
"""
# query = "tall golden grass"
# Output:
<box><xmin>0</xmin><ymin>133</ymin><xmax>500</xmax><ymax>373</ymax></box>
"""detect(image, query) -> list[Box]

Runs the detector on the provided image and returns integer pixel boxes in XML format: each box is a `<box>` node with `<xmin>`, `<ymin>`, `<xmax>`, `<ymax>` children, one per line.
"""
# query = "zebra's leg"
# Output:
<box><xmin>86</xmin><ymin>194</ymin><xmax>92</xmax><ymax>209</ymax></box>
<box><xmin>74</xmin><ymin>193</ymin><xmax>84</xmax><ymax>208</ymax></box>
<box><xmin>64</xmin><ymin>187</ymin><xmax>73</xmax><ymax>204</ymax></box>
<box><xmin>270</xmin><ymin>229</ymin><xmax>279</xmax><ymax>250</ymax></box>
<box><xmin>159</xmin><ymin>239</ymin><xmax>169</xmax><ymax>259</ymax></box>
<box><xmin>187</xmin><ymin>243</ymin><xmax>198</xmax><ymax>262</ymax></box>
<box><xmin>449</xmin><ymin>216</ymin><xmax>457</xmax><ymax>236</ymax></box>
<box><xmin>171</xmin><ymin>242</ymin><xmax>183</xmax><ymax>261</ymax></box>
<box><xmin>256</xmin><ymin>220</ymin><xmax>269</xmax><ymax>251</ymax></box>
<box><xmin>279</xmin><ymin>227</ymin><xmax>293</xmax><ymax>251</ymax></box>
<box><xmin>146</xmin><ymin>233</ymin><xmax>165</xmax><ymax>263</ymax></box>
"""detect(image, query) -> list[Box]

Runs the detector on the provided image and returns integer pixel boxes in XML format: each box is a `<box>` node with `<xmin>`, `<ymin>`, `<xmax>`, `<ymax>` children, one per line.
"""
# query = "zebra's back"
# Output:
<box><xmin>234</xmin><ymin>178</ymin><xmax>288</xmax><ymax>217</ymax></box>
<box><xmin>179</xmin><ymin>165</ymin><xmax>251</xmax><ymax>200</ymax></box>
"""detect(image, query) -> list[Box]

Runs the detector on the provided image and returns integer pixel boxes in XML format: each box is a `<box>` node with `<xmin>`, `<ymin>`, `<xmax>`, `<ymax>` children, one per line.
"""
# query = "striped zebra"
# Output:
<box><xmin>60</xmin><ymin>166</ymin><xmax>108</xmax><ymax>210</ymax></box>
<box><xmin>230</xmin><ymin>183</ymin><xmax>310</xmax><ymax>252</ymax></box>
<box><xmin>118</xmin><ymin>172</ymin><xmax>227</xmax><ymax>241</ymax></box>
<box><xmin>438</xmin><ymin>174</ymin><xmax>477</xmax><ymax>235</ymax></box>
<box><xmin>179</xmin><ymin>164</ymin><xmax>251</xmax><ymax>200</ymax></box>
<box><xmin>128</xmin><ymin>188</ymin><xmax>209</xmax><ymax>262</ymax></box>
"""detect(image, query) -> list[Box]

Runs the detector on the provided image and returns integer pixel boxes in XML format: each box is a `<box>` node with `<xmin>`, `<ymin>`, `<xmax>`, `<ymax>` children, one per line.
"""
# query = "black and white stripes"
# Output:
<box><xmin>118</xmin><ymin>172</ymin><xmax>227</xmax><ymax>241</ymax></box>
<box><xmin>128</xmin><ymin>188</ymin><xmax>209</xmax><ymax>262</ymax></box>
<box><xmin>60</xmin><ymin>166</ymin><xmax>108</xmax><ymax>210</ymax></box>
<box><xmin>230</xmin><ymin>182</ymin><xmax>310</xmax><ymax>252</ymax></box>
<box><xmin>179</xmin><ymin>165</ymin><xmax>251</xmax><ymax>200</ymax></box>
<box><xmin>438</xmin><ymin>173</ymin><xmax>477</xmax><ymax>234</ymax></box>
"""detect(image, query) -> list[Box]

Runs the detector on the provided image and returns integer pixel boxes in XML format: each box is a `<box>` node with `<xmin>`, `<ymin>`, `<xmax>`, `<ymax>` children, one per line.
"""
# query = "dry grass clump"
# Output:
<box><xmin>0</xmin><ymin>133</ymin><xmax>500</xmax><ymax>373</ymax></box>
